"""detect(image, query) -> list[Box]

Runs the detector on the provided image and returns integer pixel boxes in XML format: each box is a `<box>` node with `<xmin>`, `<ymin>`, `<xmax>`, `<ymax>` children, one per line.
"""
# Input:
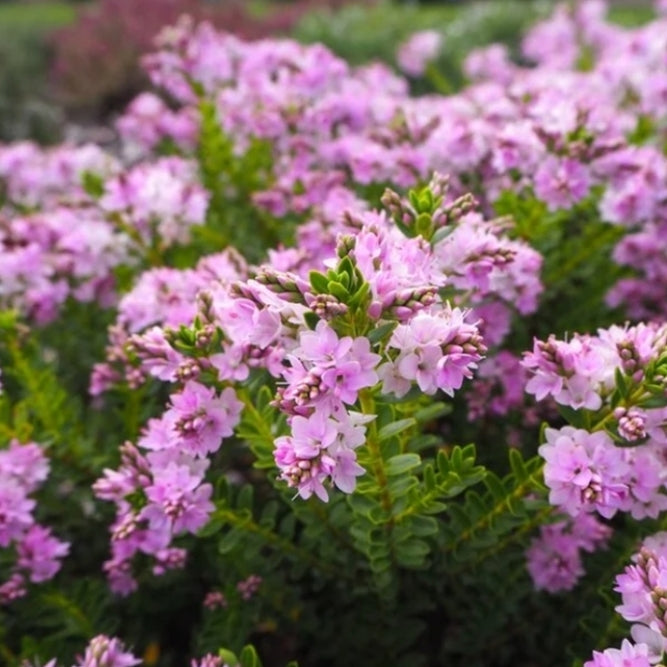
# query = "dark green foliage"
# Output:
<box><xmin>494</xmin><ymin>190</ymin><xmax>627</xmax><ymax>339</ymax></box>
<box><xmin>0</xmin><ymin>4</ymin><xmax>74</xmax><ymax>143</ymax></box>
<box><xmin>195</xmin><ymin>100</ymin><xmax>287</xmax><ymax>263</ymax></box>
<box><xmin>295</xmin><ymin>1</ymin><xmax>548</xmax><ymax>91</ymax></box>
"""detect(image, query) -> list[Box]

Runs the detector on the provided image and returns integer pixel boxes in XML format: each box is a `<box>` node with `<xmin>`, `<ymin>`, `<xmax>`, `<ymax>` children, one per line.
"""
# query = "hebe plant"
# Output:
<box><xmin>2</xmin><ymin>1</ymin><xmax>667</xmax><ymax>666</ymax></box>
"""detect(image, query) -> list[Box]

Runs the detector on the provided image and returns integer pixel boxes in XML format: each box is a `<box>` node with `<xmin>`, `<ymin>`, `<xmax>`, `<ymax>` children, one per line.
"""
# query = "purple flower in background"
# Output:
<box><xmin>526</xmin><ymin>513</ymin><xmax>611</xmax><ymax>592</ymax></box>
<box><xmin>396</xmin><ymin>30</ymin><xmax>442</xmax><ymax>76</ymax></box>
<box><xmin>534</xmin><ymin>156</ymin><xmax>591</xmax><ymax>211</ymax></box>
<box><xmin>16</xmin><ymin>525</ymin><xmax>70</xmax><ymax>583</ymax></box>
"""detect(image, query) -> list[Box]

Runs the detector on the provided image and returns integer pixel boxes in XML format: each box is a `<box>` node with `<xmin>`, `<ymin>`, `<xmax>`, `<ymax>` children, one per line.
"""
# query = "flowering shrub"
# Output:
<box><xmin>2</xmin><ymin>1</ymin><xmax>667</xmax><ymax>665</ymax></box>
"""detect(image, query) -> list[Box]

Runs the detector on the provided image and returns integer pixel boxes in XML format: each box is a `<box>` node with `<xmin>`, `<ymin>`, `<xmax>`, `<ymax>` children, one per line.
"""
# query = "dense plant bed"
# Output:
<box><xmin>1</xmin><ymin>1</ymin><xmax>667</xmax><ymax>665</ymax></box>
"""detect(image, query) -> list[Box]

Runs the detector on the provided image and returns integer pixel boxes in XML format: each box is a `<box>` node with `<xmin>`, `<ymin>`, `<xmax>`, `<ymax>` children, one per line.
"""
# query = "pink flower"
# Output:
<box><xmin>534</xmin><ymin>156</ymin><xmax>591</xmax><ymax>212</ymax></box>
<box><xmin>526</xmin><ymin>513</ymin><xmax>611</xmax><ymax>592</ymax></box>
<box><xmin>397</xmin><ymin>30</ymin><xmax>442</xmax><ymax>76</ymax></box>
<box><xmin>0</xmin><ymin>479</ymin><xmax>36</xmax><ymax>547</ymax></box>
<box><xmin>540</xmin><ymin>427</ymin><xmax>629</xmax><ymax>518</ymax></box>
<box><xmin>274</xmin><ymin>411</ymin><xmax>367</xmax><ymax>501</ymax></box>
<box><xmin>162</xmin><ymin>382</ymin><xmax>243</xmax><ymax>457</ymax></box>
<box><xmin>16</xmin><ymin>525</ymin><xmax>69</xmax><ymax>583</ymax></box>
<box><xmin>142</xmin><ymin>463</ymin><xmax>214</xmax><ymax>534</ymax></box>
<box><xmin>584</xmin><ymin>640</ymin><xmax>652</xmax><ymax>667</ymax></box>
<box><xmin>526</xmin><ymin>525</ymin><xmax>583</xmax><ymax>593</ymax></box>
<box><xmin>74</xmin><ymin>635</ymin><xmax>140</xmax><ymax>667</ymax></box>
<box><xmin>381</xmin><ymin>308</ymin><xmax>485</xmax><ymax>398</ymax></box>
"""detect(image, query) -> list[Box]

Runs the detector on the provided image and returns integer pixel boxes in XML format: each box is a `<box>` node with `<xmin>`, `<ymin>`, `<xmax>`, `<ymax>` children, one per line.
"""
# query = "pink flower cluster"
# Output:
<box><xmin>0</xmin><ymin>139</ymin><xmax>209</xmax><ymax>325</ymax></box>
<box><xmin>99</xmin><ymin>157</ymin><xmax>209</xmax><ymax>250</ymax></box>
<box><xmin>0</xmin><ymin>142</ymin><xmax>118</xmax><ymax>210</ymax></box>
<box><xmin>588</xmin><ymin>532</ymin><xmax>667</xmax><ymax>666</ymax></box>
<box><xmin>0</xmin><ymin>440</ymin><xmax>69</xmax><ymax>604</ymax></box>
<box><xmin>539</xmin><ymin>426</ymin><xmax>667</xmax><ymax>520</ymax></box>
<box><xmin>90</xmin><ymin>249</ymin><xmax>248</xmax><ymax>395</ymax></box>
<box><xmin>39</xmin><ymin>633</ymin><xmax>227</xmax><ymax>667</ymax></box>
<box><xmin>73</xmin><ymin>635</ymin><xmax>140</xmax><ymax>667</ymax></box>
<box><xmin>116</xmin><ymin>92</ymin><xmax>198</xmax><ymax>160</ymax></box>
<box><xmin>378</xmin><ymin>308</ymin><xmax>484</xmax><ymax>398</ymax></box>
<box><xmin>0</xmin><ymin>207</ymin><xmax>127</xmax><ymax>323</ymax></box>
<box><xmin>90</xmin><ymin>166</ymin><xmax>538</xmax><ymax>519</ymax></box>
<box><xmin>273</xmin><ymin>322</ymin><xmax>379</xmax><ymax>501</ymax></box>
<box><xmin>524</xmin><ymin>323</ymin><xmax>667</xmax><ymax>412</ymax></box>
<box><xmin>526</xmin><ymin>323</ymin><xmax>667</xmax><ymax>521</ymax></box>
<box><xmin>94</xmin><ymin>378</ymin><xmax>243</xmax><ymax>594</ymax></box>
<box><xmin>237</xmin><ymin>574</ymin><xmax>262</xmax><ymax>600</ymax></box>
<box><xmin>526</xmin><ymin>513</ymin><xmax>611</xmax><ymax>593</ymax></box>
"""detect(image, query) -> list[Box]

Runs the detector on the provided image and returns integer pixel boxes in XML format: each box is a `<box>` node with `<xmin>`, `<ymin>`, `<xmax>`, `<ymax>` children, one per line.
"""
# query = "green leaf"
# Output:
<box><xmin>255</xmin><ymin>385</ymin><xmax>273</xmax><ymax>412</ymax></box>
<box><xmin>219</xmin><ymin>528</ymin><xmax>243</xmax><ymax>554</ymax></box>
<box><xmin>304</xmin><ymin>311</ymin><xmax>320</xmax><ymax>330</ymax></box>
<box><xmin>408</xmin><ymin>189</ymin><xmax>420</xmax><ymax>211</ymax></box>
<box><xmin>420</xmin><ymin>501</ymin><xmax>448</xmax><ymax>515</ymax></box>
<box><xmin>368</xmin><ymin>321</ymin><xmax>397</xmax><ymax>344</ymax></box>
<box><xmin>614</xmin><ymin>367</ymin><xmax>629</xmax><ymax>399</ymax></box>
<box><xmin>413</xmin><ymin>402</ymin><xmax>451</xmax><ymax>423</ymax></box>
<box><xmin>483</xmin><ymin>474</ymin><xmax>506</xmax><ymax>502</ymax></box>
<box><xmin>385</xmin><ymin>453</ymin><xmax>421</xmax><ymax>476</ymax></box>
<box><xmin>237</xmin><ymin>485</ymin><xmax>254</xmax><ymax>510</ymax></box>
<box><xmin>509</xmin><ymin>448</ymin><xmax>528</xmax><ymax>482</ymax></box>
<box><xmin>556</xmin><ymin>404</ymin><xmax>587</xmax><ymax>428</ymax></box>
<box><xmin>309</xmin><ymin>270</ymin><xmax>329</xmax><ymax>294</ymax></box>
<box><xmin>405</xmin><ymin>515</ymin><xmax>438</xmax><ymax>537</ymax></box>
<box><xmin>347</xmin><ymin>494</ymin><xmax>380</xmax><ymax>518</ymax></box>
<box><xmin>347</xmin><ymin>282</ymin><xmax>371</xmax><ymax>309</ymax></box>
<box><xmin>218</xmin><ymin>650</ymin><xmax>239</xmax><ymax>666</ymax></box>
<box><xmin>414</xmin><ymin>212</ymin><xmax>433</xmax><ymax>239</ymax></box>
<box><xmin>423</xmin><ymin>464</ymin><xmax>437</xmax><ymax>491</ymax></box>
<box><xmin>81</xmin><ymin>170</ymin><xmax>105</xmax><ymax>198</ymax></box>
<box><xmin>337</xmin><ymin>256</ymin><xmax>355</xmax><ymax>281</ymax></box>
<box><xmin>378</xmin><ymin>418</ymin><xmax>417</xmax><ymax>442</ymax></box>
<box><xmin>639</xmin><ymin>395</ymin><xmax>667</xmax><ymax>409</ymax></box>
<box><xmin>395</xmin><ymin>539</ymin><xmax>430</xmax><ymax>568</ymax></box>
<box><xmin>239</xmin><ymin>645</ymin><xmax>262</xmax><ymax>667</ymax></box>
<box><xmin>387</xmin><ymin>475</ymin><xmax>418</xmax><ymax>497</ymax></box>
<box><xmin>197</xmin><ymin>516</ymin><xmax>225</xmax><ymax>538</ymax></box>
<box><xmin>328</xmin><ymin>281</ymin><xmax>350</xmax><ymax>301</ymax></box>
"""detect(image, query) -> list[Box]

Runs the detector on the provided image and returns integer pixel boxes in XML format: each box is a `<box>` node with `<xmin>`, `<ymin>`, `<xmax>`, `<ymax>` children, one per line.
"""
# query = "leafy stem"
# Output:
<box><xmin>215</xmin><ymin>507</ymin><xmax>351</xmax><ymax>581</ymax></box>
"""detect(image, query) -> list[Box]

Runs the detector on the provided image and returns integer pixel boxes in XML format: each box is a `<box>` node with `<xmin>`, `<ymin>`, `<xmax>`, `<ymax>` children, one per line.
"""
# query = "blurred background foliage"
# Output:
<box><xmin>0</xmin><ymin>0</ymin><xmax>656</xmax><ymax>144</ymax></box>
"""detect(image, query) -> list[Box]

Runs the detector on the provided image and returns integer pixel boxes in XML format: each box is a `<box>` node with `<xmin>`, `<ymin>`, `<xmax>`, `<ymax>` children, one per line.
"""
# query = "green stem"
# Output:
<box><xmin>424</xmin><ymin>62</ymin><xmax>453</xmax><ymax>96</ymax></box>
<box><xmin>444</xmin><ymin>470</ymin><xmax>544</xmax><ymax>555</ymax></box>
<box><xmin>304</xmin><ymin>498</ymin><xmax>358</xmax><ymax>555</ymax></box>
<box><xmin>452</xmin><ymin>505</ymin><xmax>554</xmax><ymax>574</ymax></box>
<box><xmin>216</xmin><ymin>508</ymin><xmax>350</xmax><ymax>580</ymax></box>
<box><xmin>238</xmin><ymin>390</ymin><xmax>274</xmax><ymax>443</ymax></box>
<box><xmin>358</xmin><ymin>389</ymin><xmax>398</xmax><ymax>571</ymax></box>
<box><xmin>358</xmin><ymin>390</ymin><xmax>393</xmax><ymax>519</ymax></box>
<box><xmin>544</xmin><ymin>224</ymin><xmax>623</xmax><ymax>286</ymax></box>
<box><xmin>393</xmin><ymin>484</ymin><xmax>445</xmax><ymax>523</ymax></box>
